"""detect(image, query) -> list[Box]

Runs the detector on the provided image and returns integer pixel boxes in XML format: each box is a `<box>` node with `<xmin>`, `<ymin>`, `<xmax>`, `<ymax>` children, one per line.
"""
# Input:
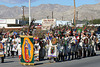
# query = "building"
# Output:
<box><xmin>0</xmin><ymin>19</ymin><xmax>22</xmax><ymax>30</ymax></box>
<box><xmin>76</xmin><ymin>20</ymin><xmax>88</xmax><ymax>27</ymax></box>
<box><xmin>0</xmin><ymin>19</ymin><xmax>21</xmax><ymax>28</ymax></box>
<box><xmin>33</xmin><ymin>19</ymin><xmax>71</xmax><ymax>30</ymax></box>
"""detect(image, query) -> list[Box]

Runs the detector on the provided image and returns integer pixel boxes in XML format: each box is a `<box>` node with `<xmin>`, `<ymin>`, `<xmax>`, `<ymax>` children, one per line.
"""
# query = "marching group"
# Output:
<box><xmin>0</xmin><ymin>26</ymin><xmax>99</xmax><ymax>63</ymax></box>
<box><xmin>34</xmin><ymin>27</ymin><xmax>99</xmax><ymax>63</ymax></box>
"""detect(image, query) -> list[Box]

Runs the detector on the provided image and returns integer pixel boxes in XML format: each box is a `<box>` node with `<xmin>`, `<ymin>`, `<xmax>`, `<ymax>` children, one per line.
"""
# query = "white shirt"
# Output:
<box><xmin>12</xmin><ymin>38</ymin><xmax>18</xmax><ymax>51</ymax></box>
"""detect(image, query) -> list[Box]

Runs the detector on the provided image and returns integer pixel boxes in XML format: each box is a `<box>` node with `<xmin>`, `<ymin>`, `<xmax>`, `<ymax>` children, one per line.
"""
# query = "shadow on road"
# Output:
<box><xmin>4</xmin><ymin>61</ymin><xmax>14</xmax><ymax>63</ymax></box>
<box><xmin>96</xmin><ymin>54</ymin><xmax>100</xmax><ymax>56</ymax></box>
<box><xmin>34</xmin><ymin>63</ymin><xmax>44</xmax><ymax>66</ymax></box>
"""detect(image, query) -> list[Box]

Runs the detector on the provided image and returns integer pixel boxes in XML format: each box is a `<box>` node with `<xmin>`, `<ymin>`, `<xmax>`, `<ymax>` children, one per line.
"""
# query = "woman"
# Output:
<box><xmin>34</xmin><ymin>37</ymin><xmax>40</xmax><ymax>61</ymax></box>
<box><xmin>11</xmin><ymin>35</ymin><xmax>18</xmax><ymax>57</ymax></box>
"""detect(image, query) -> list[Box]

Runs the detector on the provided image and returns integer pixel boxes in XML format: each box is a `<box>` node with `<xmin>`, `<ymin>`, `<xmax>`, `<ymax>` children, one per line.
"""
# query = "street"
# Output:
<box><xmin>0</xmin><ymin>51</ymin><xmax>100</xmax><ymax>67</ymax></box>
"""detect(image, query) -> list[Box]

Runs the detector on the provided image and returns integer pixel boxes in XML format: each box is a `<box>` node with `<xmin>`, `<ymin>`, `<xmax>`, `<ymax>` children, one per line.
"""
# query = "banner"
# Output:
<box><xmin>77</xmin><ymin>28</ymin><xmax>82</xmax><ymax>33</ymax></box>
<box><xmin>48</xmin><ymin>45</ymin><xmax>58</xmax><ymax>58</ymax></box>
<box><xmin>20</xmin><ymin>36</ymin><xmax>34</xmax><ymax>65</ymax></box>
<box><xmin>42</xmin><ymin>19</ymin><xmax>56</xmax><ymax>30</ymax></box>
<box><xmin>0</xmin><ymin>42</ymin><xmax>4</xmax><ymax>57</ymax></box>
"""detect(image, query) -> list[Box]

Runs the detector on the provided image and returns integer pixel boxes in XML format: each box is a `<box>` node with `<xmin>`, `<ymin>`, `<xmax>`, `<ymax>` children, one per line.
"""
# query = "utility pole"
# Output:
<box><xmin>22</xmin><ymin>6</ymin><xmax>25</xmax><ymax>20</ymax></box>
<box><xmin>29</xmin><ymin>0</ymin><xmax>31</xmax><ymax>25</ymax></box>
<box><xmin>52</xmin><ymin>11</ymin><xmax>54</xmax><ymax>19</ymax></box>
<box><xmin>74</xmin><ymin>0</ymin><xmax>76</xmax><ymax>25</ymax></box>
<box><xmin>47</xmin><ymin>16</ymin><xmax>49</xmax><ymax>19</ymax></box>
<box><xmin>76</xmin><ymin>11</ymin><xmax>78</xmax><ymax>20</ymax></box>
<box><xmin>62</xmin><ymin>16</ymin><xmax>63</xmax><ymax>21</ymax></box>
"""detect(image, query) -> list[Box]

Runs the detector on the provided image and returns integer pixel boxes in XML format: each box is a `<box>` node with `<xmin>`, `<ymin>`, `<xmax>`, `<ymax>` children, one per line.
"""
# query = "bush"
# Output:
<box><xmin>89</xmin><ymin>19</ymin><xmax>100</xmax><ymax>24</ymax></box>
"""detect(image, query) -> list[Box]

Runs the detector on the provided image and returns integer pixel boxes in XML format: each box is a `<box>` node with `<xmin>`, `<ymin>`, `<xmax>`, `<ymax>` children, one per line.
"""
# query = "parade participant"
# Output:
<box><xmin>64</xmin><ymin>30</ymin><xmax>71</xmax><ymax>60</ymax></box>
<box><xmin>49</xmin><ymin>31</ymin><xmax>53</xmax><ymax>40</ymax></box>
<box><xmin>39</xmin><ymin>38</ymin><xmax>46</xmax><ymax>61</ymax></box>
<box><xmin>81</xmin><ymin>32</ymin><xmax>87</xmax><ymax>58</ymax></box>
<box><xmin>0</xmin><ymin>37</ymin><xmax>4</xmax><ymax>63</ymax></box>
<box><xmin>45</xmin><ymin>33</ymin><xmax>50</xmax><ymax>57</ymax></box>
<box><xmin>86</xmin><ymin>32</ymin><xmax>91</xmax><ymax>57</ymax></box>
<box><xmin>6</xmin><ymin>35</ymin><xmax>11</xmax><ymax>57</ymax></box>
<box><xmin>76</xmin><ymin>31</ymin><xmax>82</xmax><ymax>59</ymax></box>
<box><xmin>2</xmin><ymin>35</ymin><xmax>7</xmax><ymax>57</ymax></box>
<box><xmin>48</xmin><ymin>34</ymin><xmax>59</xmax><ymax>63</ymax></box>
<box><xmin>34</xmin><ymin>37</ymin><xmax>40</xmax><ymax>61</ymax></box>
<box><xmin>71</xmin><ymin>30</ymin><xmax>77</xmax><ymax>59</ymax></box>
<box><xmin>17</xmin><ymin>42</ymin><xmax>21</xmax><ymax>60</ymax></box>
<box><xmin>95</xmin><ymin>36</ymin><xmax>99</xmax><ymax>50</ymax></box>
<box><xmin>83</xmin><ymin>32</ymin><xmax>89</xmax><ymax>57</ymax></box>
<box><xmin>90</xmin><ymin>30</ymin><xmax>96</xmax><ymax>56</ymax></box>
<box><xmin>58</xmin><ymin>37</ymin><xmax>65</xmax><ymax>61</ymax></box>
<box><xmin>17</xmin><ymin>35</ymin><xmax>21</xmax><ymax>60</ymax></box>
<box><xmin>80</xmin><ymin>31</ymin><xmax>86</xmax><ymax>58</ymax></box>
<box><xmin>11</xmin><ymin>35</ymin><xmax>18</xmax><ymax>57</ymax></box>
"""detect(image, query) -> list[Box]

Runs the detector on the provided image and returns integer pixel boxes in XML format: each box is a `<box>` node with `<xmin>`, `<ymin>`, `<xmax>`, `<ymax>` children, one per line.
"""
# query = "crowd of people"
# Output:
<box><xmin>0</xmin><ymin>25</ymin><xmax>99</xmax><ymax>63</ymax></box>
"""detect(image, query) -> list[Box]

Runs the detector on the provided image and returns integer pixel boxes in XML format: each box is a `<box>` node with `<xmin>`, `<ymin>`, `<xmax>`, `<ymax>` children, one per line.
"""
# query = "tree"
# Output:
<box><xmin>89</xmin><ymin>19</ymin><xmax>100</xmax><ymax>24</ymax></box>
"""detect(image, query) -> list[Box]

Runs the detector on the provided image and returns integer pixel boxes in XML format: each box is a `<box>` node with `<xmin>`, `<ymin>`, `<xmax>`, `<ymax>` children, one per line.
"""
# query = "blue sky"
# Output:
<box><xmin>0</xmin><ymin>0</ymin><xmax>100</xmax><ymax>7</ymax></box>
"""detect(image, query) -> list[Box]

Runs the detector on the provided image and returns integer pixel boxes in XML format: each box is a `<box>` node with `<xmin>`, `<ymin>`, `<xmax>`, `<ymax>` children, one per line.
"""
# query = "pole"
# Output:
<box><xmin>52</xmin><ymin>11</ymin><xmax>53</xmax><ymax>19</ymax></box>
<box><xmin>62</xmin><ymin>16</ymin><xmax>63</xmax><ymax>21</ymax></box>
<box><xmin>76</xmin><ymin>11</ymin><xmax>78</xmax><ymax>20</ymax></box>
<box><xmin>74</xmin><ymin>0</ymin><xmax>76</xmax><ymax>25</ymax></box>
<box><xmin>22</xmin><ymin>6</ymin><xmax>25</xmax><ymax>20</ymax></box>
<box><xmin>29</xmin><ymin>0</ymin><xmax>31</xmax><ymax>25</ymax></box>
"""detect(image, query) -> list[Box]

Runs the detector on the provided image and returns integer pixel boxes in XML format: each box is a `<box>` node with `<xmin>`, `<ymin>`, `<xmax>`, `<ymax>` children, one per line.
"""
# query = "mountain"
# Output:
<box><xmin>0</xmin><ymin>4</ymin><xmax>100</xmax><ymax>21</ymax></box>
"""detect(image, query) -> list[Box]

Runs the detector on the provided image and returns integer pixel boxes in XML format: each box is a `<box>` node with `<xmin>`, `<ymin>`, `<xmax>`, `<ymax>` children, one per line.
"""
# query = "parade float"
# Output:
<box><xmin>20</xmin><ymin>36</ymin><xmax>34</xmax><ymax>65</ymax></box>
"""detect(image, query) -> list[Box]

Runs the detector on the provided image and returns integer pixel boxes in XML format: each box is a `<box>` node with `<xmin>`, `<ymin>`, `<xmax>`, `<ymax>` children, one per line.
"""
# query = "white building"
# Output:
<box><xmin>0</xmin><ymin>19</ymin><xmax>20</xmax><ymax>28</ymax></box>
<box><xmin>33</xmin><ymin>20</ymin><xmax>71</xmax><ymax>26</ymax></box>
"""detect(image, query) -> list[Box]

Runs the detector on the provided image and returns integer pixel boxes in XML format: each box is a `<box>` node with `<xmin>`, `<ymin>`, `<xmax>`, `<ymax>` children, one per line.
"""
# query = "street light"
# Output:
<box><xmin>29</xmin><ymin>0</ymin><xmax>31</xmax><ymax>25</ymax></box>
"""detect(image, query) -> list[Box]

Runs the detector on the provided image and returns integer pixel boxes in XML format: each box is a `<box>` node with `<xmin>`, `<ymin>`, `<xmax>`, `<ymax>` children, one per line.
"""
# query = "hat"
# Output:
<box><xmin>82</xmin><ymin>31</ymin><xmax>84</xmax><ymax>33</ymax></box>
<box><xmin>73</xmin><ymin>30</ymin><xmax>76</xmax><ymax>34</ymax></box>
<box><xmin>77</xmin><ymin>30</ymin><xmax>81</xmax><ymax>33</ymax></box>
<box><xmin>66</xmin><ymin>30</ymin><xmax>71</xmax><ymax>34</ymax></box>
<box><xmin>34</xmin><ymin>37</ymin><xmax>39</xmax><ymax>40</ymax></box>
<box><xmin>77</xmin><ymin>29</ymin><xmax>82</xmax><ymax>34</ymax></box>
<box><xmin>91</xmin><ymin>30</ymin><xmax>94</xmax><ymax>33</ymax></box>
<box><xmin>86</xmin><ymin>32</ymin><xmax>89</xmax><ymax>35</ymax></box>
<box><xmin>50</xmin><ymin>31</ymin><xmax>53</xmax><ymax>34</ymax></box>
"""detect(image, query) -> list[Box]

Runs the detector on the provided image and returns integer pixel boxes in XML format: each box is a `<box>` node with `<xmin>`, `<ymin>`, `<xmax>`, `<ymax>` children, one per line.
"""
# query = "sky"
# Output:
<box><xmin>0</xmin><ymin>0</ymin><xmax>100</xmax><ymax>7</ymax></box>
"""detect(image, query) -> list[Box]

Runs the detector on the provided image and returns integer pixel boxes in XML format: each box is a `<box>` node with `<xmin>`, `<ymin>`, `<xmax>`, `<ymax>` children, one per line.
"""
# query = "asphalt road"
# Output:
<box><xmin>0</xmin><ymin>51</ymin><xmax>100</xmax><ymax>67</ymax></box>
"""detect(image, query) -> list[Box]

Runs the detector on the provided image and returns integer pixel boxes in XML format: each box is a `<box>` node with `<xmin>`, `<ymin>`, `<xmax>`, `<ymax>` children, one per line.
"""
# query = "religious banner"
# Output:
<box><xmin>48</xmin><ymin>45</ymin><xmax>58</xmax><ymax>58</ymax></box>
<box><xmin>0</xmin><ymin>42</ymin><xmax>4</xmax><ymax>57</ymax></box>
<box><xmin>84</xmin><ymin>38</ymin><xmax>88</xmax><ymax>44</ymax></box>
<box><xmin>77</xmin><ymin>28</ymin><xmax>82</xmax><ymax>33</ymax></box>
<box><xmin>20</xmin><ymin>36</ymin><xmax>34</xmax><ymax>65</ymax></box>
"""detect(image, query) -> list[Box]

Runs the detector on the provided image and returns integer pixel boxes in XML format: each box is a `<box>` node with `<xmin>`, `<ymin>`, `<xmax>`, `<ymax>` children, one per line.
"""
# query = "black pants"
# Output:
<box><xmin>16</xmin><ymin>51</ymin><xmax>18</xmax><ymax>56</ymax></box>
<box><xmin>88</xmin><ymin>50</ymin><xmax>90</xmax><ymax>57</ymax></box>
<box><xmin>83</xmin><ymin>49</ymin><xmax>86</xmax><ymax>57</ymax></box>
<box><xmin>7</xmin><ymin>50</ymin><xmax>10</xmax><ymax>57</ymax></box>
<box><xmin>68</xmin><ymin>52</ymin><xmax>71</xmax><ymax>60</ymax></box>
<box><xmin>59</xmin><ymin>52</ymin><xmax>64</xmax><ymax>61</ymax></box>
<box><xmin>78</xmin><ymin>50</ymin><xmax>82</xmax><ymax>58</ymax></box>
<box><xmin>72</xmin><ymin>52</ymin><xmax>74</xmax><ymax>60</ymax></box>
<box><xmin>98</xmin><ymin>45</ymin><xmax>100</xmax><ymax>50</ymax></box>
<box><xmin>1</xmin><ymin>57</ymin><xmax>4</xmax><ymax>63</ymax></box>
<box><xmin>11</xmin><ymin>51</ymin><xmax>15</xmax><ymax>57</ymax></box>
<box><xmin>75</xmin><ymin>52</ymin><xmax>78</xmax><ymax>59</ymax></box>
